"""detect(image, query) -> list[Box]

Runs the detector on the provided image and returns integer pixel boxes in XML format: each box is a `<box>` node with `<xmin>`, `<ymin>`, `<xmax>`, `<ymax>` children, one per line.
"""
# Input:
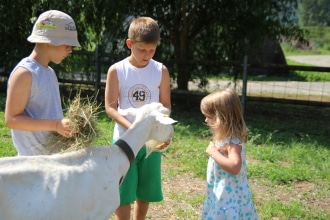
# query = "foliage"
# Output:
<box><xmin>1</xmin><ymin>0</ymin><xmax>307</xmax><ymax>91</ymax></box>
<box><xmin>298</xmin><ymin>0</ymin><xmax>330</xmax><ymax>27</ymax></box>
<box><xmin>281</xmin><ymin>26</ymin><xmax>330</xmax><ymax>55</ymax></box>
<box><xmin>0</xmin><ymin>0</ymin><xmax>128</xmax><ymax>77</ymax></box>
<box><xmin>129</xmin><ymin>0</ymin><xmax>307</xmax><ymax>89</ymax></box>
<box><xmin>0</xmin><ymin>0</ymin><xmax>34</xmax><ymax>75</ymax></box>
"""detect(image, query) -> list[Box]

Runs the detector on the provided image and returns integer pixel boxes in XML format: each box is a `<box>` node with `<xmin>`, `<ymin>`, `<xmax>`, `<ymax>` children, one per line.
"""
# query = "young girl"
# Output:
<box><xmin>200</xmin><ymin>88</ymin><xmax>258</xmax><ymax>220</ymax></box>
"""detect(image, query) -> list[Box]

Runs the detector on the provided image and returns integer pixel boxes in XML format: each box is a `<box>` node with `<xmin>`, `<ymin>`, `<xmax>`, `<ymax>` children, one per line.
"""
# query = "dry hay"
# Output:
<box><xmin>45</xmin><ymin>93</ymin><xmax>101</xmax><ymax>154</ymax></box>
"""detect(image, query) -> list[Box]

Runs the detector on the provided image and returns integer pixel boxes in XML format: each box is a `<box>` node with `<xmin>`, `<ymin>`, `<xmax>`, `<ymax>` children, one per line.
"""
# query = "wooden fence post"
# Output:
<box><xmin>94</xmin><ymin>46</ymin><xmax>101</xmax><ymax>93</ymax></box>
<box><xmin>242</xmin><ymin>55</ymin><xmax>248</xmax><ymax>116</ymax></box>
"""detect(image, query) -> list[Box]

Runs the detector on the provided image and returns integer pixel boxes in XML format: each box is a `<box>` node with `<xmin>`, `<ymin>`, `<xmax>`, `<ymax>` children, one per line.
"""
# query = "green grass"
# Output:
<box><xmin>281</xmin><ymin>42</ymin><xmax>330</xmax><ymax>56</ymax></box>
<box><xmin>0</xmin><ymin>93</ymin><xmax>329</xmax><ymax>219</ymax></box>
<box><xmin>0</xmin><ymin>96</ymin><xmax>16</xmax><ymax>156</ymax></box>
<box><xmin>284</xmin><ymin>59</ymin><xmax>330</xmax><ymax>82</ymax></box>
<box><xmin>168</xmin><ymin>102</ymin><xmax>330</xmax><ymax>219</ymax></box>
<box><xmin>281</xmin><ymin>26</ymin><xmax>330</xmax><ymax>56</ymax></box>
<box><xmin>0</xmin><ymin>111</ymin><xmax>16</xmax><ymax>156</ymax></box>
<box><xmin>209</xmin><ymin>63</ymin><xmax>330</xmax><ymax>82</ymax></box>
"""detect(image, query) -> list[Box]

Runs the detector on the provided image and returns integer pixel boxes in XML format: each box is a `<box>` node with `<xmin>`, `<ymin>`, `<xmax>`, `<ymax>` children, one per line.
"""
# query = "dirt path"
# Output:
<box><xmin>286</xmin><ymin>55</ymin><xmax>330</xmax><ymax>67</ymax></box>
<box><xmin>147</xmin><ymin>168</ymin><xmax>204</xmax><ymax>219</ymax></box>
<box><xmin>170</xmin><ymin>55</ymin><xmax>330</xmax><ymax>96</ymax></box>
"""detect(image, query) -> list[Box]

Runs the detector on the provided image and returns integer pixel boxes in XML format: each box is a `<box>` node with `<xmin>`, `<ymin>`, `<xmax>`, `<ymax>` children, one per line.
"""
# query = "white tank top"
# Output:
<box><xmin>8</xmin><ymin>57</ymin><xmax>63</xmax><ymax>155</ymax></box>
<box><xmin>113</xmin><ymin>58</ymin><xmax>162</xmax><ymax>140</ymax></box>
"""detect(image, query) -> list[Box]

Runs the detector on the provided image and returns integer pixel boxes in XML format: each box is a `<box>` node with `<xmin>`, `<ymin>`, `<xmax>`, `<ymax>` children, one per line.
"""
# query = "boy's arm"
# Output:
<box><xmin>159</xmin><ymin>65</ymin><xmax>171</xmax><ymax>111</ymax></box>
<box><xmin>105</xmin><ymin>65</ymin><xmax>131</xmax><ymax>129</ymax></box>
<box><xmin>5</xmin><ymin>67</ymin><xmax>72</xmax><ymax>137</ymax></box>
<box><xmin>5</xmin><ymin>67</ymin><xmax>60</xmax><ymax>133</ymax></box>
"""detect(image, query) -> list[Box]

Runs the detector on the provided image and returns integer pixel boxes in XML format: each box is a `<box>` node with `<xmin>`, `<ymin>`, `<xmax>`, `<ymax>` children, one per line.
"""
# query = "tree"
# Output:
<box><xmin>120</xmin><ymin>0</ymin><xmax>306</xmax><ymax>90</ymax></box>
<box><xmin>298</xmin><ymin>0</ymin><xmax>330</xmax><ymax>26</ymax></box>
<box><xmin>0</xmin><ymin>0</ymin><xmax>127</xmax><ymax>72</ymax></box>
<box><xmin>1</xmin><ymin>0</ymin><xmax>306</xmax><ymax>91</ymax></box>
<box><xmin>0</xmin><ymin>0</ymin><xmax>35</xmax><ymax>74</ymax></box>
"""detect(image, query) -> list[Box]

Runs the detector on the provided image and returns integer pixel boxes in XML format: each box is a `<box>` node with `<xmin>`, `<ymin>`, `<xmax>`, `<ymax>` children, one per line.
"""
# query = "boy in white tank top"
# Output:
<box><xmin>105</xmin><ymin>17</ymin><xmax>171</xmax><ymax>220</ymax></box>
<box><xmin>5</xmin><ymin>10</ymin><xmax>81</xmax><ymax>155</ymax></box>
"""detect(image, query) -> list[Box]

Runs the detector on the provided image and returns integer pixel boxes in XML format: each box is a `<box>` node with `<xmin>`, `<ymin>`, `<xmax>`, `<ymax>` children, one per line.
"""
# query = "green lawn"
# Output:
<box><xmin>0</xmin><ymin>93</ymin><xmax>329</xmax><ymax>219</ymax></box>
<box><xmin>167</xmin><ymin>101</ymin><xmax>330</xmax><ymax>219</ymax></box>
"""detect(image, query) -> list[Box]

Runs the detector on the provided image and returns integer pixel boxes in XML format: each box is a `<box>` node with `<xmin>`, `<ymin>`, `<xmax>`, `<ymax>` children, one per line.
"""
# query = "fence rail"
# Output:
<box><xmin>1</xmin><ymin>50</ymin><xmax>329</xmax><ymax>107</ymax></box>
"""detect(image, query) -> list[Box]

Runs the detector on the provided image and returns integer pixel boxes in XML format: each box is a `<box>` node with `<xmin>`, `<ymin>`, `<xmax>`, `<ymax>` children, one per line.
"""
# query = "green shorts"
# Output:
<box><xmin>118</xmin><ymin>146</ymin><xmax>163</xmax><ymax>205</ymax></box>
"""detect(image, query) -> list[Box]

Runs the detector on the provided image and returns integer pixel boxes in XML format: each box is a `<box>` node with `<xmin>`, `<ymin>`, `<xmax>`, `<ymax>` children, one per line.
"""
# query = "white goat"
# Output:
<box><xmin>0</xmin><ymin>102</ymin><xmax>176</xmax><ymax>220</ymax></box>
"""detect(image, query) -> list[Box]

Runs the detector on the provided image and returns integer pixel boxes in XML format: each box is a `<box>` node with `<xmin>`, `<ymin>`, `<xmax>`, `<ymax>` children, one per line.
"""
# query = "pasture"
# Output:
<box><xmin>0</xmin><ymin>92</ymin><xmax>329</xmax><ymax>219</ymax></box>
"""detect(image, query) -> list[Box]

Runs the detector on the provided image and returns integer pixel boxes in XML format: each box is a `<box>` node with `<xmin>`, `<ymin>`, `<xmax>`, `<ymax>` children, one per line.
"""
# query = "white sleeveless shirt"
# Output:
<box><xmin>113</xmin><ymin>58</ymin><xmax>162</xmax><ymax>140</ymax></box>
<box><xmin>8</xmin><ymin>57</ymin><xmax>63</xmax><ymax>155</ymax></box>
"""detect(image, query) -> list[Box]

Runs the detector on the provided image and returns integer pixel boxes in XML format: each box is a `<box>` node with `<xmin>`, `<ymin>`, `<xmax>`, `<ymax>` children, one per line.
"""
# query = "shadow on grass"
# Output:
<box><xmin>244</xmin><ymin>101</ymin><xmax>330</xmax><ymax>148</ymax></box>
<box><xmin>171</xmin><ymin>95</ymin><xmax>330</xmax><ymax>149</ymax></box>
<box><xmin>0</xmin><ymin>89</ymin><xmax>328</xmax><ymax>149</ymax></box>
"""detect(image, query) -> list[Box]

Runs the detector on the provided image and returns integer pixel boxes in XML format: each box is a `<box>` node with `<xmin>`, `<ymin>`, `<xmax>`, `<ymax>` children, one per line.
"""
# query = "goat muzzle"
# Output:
<box><xmin>154</xmin><ymin>140</ymin><xmax>171</xmax><ymax>151</ymax></box>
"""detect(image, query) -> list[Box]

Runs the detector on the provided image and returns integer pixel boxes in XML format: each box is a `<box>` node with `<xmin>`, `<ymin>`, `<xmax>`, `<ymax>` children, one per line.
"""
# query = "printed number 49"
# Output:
<box><xmin>133</xmin><ymin>90</ymin><xmax>146</xmax><ymax>101</ymax></box>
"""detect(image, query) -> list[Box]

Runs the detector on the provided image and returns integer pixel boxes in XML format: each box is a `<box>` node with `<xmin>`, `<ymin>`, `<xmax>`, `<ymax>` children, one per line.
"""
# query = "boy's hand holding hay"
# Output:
<box><xmin>45</xmin><ymin>93</ymin><xmax>101</xmax><ymax>154</ymax></box>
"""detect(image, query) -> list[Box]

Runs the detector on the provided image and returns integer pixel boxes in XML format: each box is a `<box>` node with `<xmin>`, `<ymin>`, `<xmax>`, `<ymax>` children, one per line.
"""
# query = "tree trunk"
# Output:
<box><xmin>174</xmin><ymin>29</ymin><xmax>190</xmax><ymax>91</ymax></box>
<box><xmin>176</xmin><ymin>62</ymin><xmax>189</xmax><ymax>90</ymax></box>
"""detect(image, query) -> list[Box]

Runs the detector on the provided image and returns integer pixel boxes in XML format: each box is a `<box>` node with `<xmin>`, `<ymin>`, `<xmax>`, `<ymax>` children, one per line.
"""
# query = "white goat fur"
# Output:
<box><xmin>0</xmin><ymin>103</ymin><xmax>176</xmax><ymax>220</ymax></box>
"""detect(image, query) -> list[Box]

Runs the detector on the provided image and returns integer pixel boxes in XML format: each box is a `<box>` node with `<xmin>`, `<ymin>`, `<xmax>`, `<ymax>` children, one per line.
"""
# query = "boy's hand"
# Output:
<box><xmin>56</xmin><ymin>119</ymin><xmax>74</xmax><ymax>138</ymax></box>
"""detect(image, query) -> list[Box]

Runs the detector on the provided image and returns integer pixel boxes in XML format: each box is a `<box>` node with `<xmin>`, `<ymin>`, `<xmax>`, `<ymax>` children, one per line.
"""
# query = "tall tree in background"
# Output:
<box><xmin>298</xmin><ymin>0</ymin><xmax>330</xmax><ymax>26</ymax></box>
<box><xmin>0</xmin><ymin>0</ymin><xmax>35</xmax><ymax>74</ymax></box>
<box><xmin>126</xmin><ymin>0</ymin><xmax>305</xmax><ymax>89</ymax></box>
<box><xmin>1</xmin><ymin>0</ymin><xmax>306</xmax><ymax>90</ymax></box>
<box><xmin>0</xmin><ymin>0</ymin><xmax>128</xmax><ymax>75</ymax></box>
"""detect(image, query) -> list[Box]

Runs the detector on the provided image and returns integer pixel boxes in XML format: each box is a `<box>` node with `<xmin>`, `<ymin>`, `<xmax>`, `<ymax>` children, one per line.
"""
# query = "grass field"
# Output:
<box><xmin>159</xmin><ymin>101</ymin><xmax>330</xmax><ymax>219</ymax></box>
<box><xmin>0</xmin><ymin>92</ymin><xmax>329</xmax><ymax>219</ymax></box>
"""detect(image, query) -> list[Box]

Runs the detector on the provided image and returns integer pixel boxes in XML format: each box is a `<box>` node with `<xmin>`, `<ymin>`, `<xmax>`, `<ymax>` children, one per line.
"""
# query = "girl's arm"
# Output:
<box><xmin>206</xmin><ymin>141</ymin><xmax>242</xmax><ymax>175</ymax></box>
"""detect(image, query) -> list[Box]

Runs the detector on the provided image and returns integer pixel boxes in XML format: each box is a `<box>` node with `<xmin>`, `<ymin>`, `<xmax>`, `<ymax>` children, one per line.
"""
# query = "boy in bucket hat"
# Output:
<box><xmin>5</xmin><ymin>10</ymin><xmax>81</xmax><ymax>156</ymax></box>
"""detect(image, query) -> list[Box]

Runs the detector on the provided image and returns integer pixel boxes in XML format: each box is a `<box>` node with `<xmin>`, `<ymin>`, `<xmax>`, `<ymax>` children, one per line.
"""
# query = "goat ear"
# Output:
<box><xmin>156</xmin><ymin>113</ymin><xmax>177</xmax><ymax>124</ymax></box>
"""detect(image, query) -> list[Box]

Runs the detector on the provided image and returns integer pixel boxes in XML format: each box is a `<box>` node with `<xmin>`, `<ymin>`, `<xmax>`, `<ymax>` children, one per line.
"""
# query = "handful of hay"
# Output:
<box><xmin>45</xmin><ymin>93</ymin><xmax>101</xmax><ymax>154</ymax></box>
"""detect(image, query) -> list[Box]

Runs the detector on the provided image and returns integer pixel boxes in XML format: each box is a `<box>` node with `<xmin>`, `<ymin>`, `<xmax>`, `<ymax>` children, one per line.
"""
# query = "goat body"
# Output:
<box><xmin>0</xmin><ymin>103</ymin><xmax>176</xmax><ymax>220</ymax></box>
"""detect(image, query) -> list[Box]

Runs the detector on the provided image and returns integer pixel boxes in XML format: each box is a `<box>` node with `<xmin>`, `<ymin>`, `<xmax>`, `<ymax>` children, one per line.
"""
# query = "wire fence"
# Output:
<box><xmin>1</xmin><ymin>50</ymin><xmax>329</xmax><ymax>107</ymax></box>
<box><xmin>175</xmin><ymin>79</ymin><xmax>330</xmax><ymax>110</ymax></box>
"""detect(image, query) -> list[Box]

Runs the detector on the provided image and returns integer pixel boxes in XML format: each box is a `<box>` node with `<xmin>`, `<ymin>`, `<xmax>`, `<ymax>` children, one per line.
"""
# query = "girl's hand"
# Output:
<box><xmin>206</xmin><ymin>141</ymin><xmax>219</xmax><ymax>157</ymax></box>
<box><xmin>55</xmin><ymin>119</ymin><xmax>74</xmax><ymax>138</ymax></box>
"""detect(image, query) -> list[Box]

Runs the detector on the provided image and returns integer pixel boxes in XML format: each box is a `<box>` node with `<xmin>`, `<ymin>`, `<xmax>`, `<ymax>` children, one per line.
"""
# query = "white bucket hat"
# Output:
<box><xmin>27</xmin><ymin>10</ymin><xmax>81</xmax><ymax>47</ymax></box>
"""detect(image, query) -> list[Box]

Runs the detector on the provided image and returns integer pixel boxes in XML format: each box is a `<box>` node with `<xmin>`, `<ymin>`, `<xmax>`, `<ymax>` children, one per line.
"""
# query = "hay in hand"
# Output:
<box><xmin>45</xmin><ymin>93</ymin><xmax>102</xmax><ymax>154</ymax></box>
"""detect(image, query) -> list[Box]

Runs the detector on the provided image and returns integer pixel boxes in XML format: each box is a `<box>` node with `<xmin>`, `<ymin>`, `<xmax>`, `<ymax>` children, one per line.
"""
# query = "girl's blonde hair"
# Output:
<box><xmin>128</xmin><ymin>17</ymin><xmax>160</xmax><ymax>43</ymax></box>
<box><xmin>200</xmin><ymin>88</ymin><xmax>248</xmax><ymax>142</ymax></box>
